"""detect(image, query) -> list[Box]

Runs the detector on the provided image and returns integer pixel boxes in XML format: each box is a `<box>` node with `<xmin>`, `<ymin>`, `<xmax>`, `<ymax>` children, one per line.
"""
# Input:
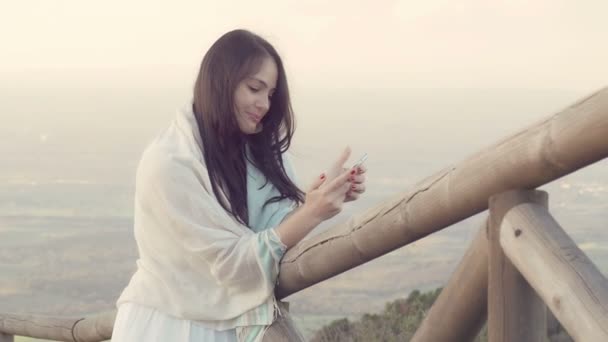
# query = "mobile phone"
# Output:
<box><xmin>351</xmin><ymin>153</ymin><xmax>368</xmax><ymax>169</ymax></box>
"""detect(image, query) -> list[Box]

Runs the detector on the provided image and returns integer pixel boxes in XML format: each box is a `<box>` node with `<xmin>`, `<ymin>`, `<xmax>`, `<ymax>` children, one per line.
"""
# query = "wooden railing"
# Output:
<box><xmin>0</xmin><ymin>312</ymin><xmax>113</xmax><ymax>342</ymax></box>
<box><xmin>2</xmin><ymin>87</ymin><xmax>607</xmax><ymax>341</ymax></box>
<box><xmin>411</xmin><ymin>189</ymin><xmax>608</xmax><ymax>341</ymax></box>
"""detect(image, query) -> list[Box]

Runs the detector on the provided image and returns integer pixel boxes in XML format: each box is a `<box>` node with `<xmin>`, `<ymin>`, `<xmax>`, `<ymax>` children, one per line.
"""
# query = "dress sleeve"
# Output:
<box><xmin>254</xmin><ymin>227</ymin><xmax>287</xmax><ymax>286</ymax></box>
<box><xmin>254</xmin><ymin>151</ymin><xmax>299</xmax><ymax>272</ymax></box>
<box><xmin>252</xmin><ymin>151</ymin><xmax>300</xmax><ymax>281</ymax></box>
<box><xmin>135</xmin><ymin>149</ymin><xmax>281</xmax><ymax>299</ymax></box>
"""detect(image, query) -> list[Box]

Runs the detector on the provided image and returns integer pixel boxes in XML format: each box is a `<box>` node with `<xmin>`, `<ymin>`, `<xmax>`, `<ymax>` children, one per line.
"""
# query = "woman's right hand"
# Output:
<box><xmin>303</xmin><ymin>147</ymin><xmax>355</xmax><ymax>223</ymax></box>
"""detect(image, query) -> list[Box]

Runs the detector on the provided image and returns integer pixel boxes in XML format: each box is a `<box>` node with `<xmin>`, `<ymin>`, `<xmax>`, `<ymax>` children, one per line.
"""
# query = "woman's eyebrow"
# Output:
<box><xmin>249</xmin><ymin>77</ymin><xmax>275</xmax><ymax>90</ymax></box>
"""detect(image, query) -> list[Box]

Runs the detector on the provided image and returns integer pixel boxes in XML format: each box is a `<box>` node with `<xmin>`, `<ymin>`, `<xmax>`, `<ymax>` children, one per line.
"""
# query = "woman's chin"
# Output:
<box><xmin>252</xmin><ymin>122</ymin><xmax>263</xmax><ymax>134</ymax></box>
<box><xmin>240</xmin><ymin>122</ymin><xmax>263</xmax><ymax>135</ymax></box>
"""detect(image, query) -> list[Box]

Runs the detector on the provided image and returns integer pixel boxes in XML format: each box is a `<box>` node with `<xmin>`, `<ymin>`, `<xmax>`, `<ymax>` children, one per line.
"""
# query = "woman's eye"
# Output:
<box><xmin>248</xmin><ymin>86</ymin><xmax>259</xmax><ymax>92</ymax></box>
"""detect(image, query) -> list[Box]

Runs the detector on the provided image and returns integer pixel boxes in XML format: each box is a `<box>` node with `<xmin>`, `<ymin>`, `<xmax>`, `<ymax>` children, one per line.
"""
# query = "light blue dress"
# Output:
<box><xmin>111</xmin><ymin>146</ymin><xmax>298</xmax><ymax>342</ymax></box>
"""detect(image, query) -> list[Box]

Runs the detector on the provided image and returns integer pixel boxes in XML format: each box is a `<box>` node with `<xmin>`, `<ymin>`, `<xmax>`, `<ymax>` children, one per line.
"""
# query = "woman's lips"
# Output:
<box><xmin>246</xmin><ymin>112</ymin><xmax>261</xmax><ymax>123</ymax></box>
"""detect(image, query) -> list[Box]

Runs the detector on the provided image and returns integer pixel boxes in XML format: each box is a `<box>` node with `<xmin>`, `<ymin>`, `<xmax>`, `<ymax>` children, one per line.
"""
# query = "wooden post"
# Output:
<box><xmin>411</xmin><ymin>220</ymin><xmax>489</xmax><ymax>342</ymax></box>
<box><xmin>488</xmin><ymin>190</ymin><xmax>548</xmax><ymax>342</ymax></box>
<box><xmin>500</xmin><ymin>198</ymin><xmax>608</xmax><ymax>341</ymax></box>
<box><xmin>0</xmin><ymin>333</ymin><xmax>14</xmax><ymax>342</ymax></box>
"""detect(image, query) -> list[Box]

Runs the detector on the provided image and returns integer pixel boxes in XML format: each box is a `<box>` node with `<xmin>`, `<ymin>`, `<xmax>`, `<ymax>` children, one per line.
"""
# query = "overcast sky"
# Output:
<box><xmin>2</xmin><ymin>0</ymin><xmax>607</xmax><ymax>92</ymax></box>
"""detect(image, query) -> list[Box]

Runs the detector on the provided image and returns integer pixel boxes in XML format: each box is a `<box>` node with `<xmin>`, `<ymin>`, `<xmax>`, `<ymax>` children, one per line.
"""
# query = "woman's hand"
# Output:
<box><xmin>303</xmin><ymin>168</ymin><xmax>354</xmax><ymax>223</ymax></box>
<box><xmin>302</xmin><ymin>147</ymin><xmax>356</xmax><ymax>223</ymax></box>
<box><xmin>319</xmin><ymin>146</ymin><xmax>368</xmax><ymax>203</ymax></box>
<box><xmin>345</xmin><ymin>163</ymin><xmax>367</xmax><ymax>202</ymax></box>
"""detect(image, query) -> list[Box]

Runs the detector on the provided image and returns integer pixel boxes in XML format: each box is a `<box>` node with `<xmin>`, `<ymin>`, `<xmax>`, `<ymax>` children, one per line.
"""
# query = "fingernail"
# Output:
<box><xmin>320</xmin><ymin>173</ymin><xmax>325</xmax><ymax>179</ymax></box>
<box><xmin>350</xmin><ymin>169</ymin><xmax>356</xmax><ymax>175</ymax></box>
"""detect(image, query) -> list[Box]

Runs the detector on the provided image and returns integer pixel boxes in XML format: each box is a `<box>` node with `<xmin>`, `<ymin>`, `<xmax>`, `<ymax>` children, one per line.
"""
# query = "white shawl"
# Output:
<box><xmin>116</xmin><ymin>104</ymin><xmax>285</xmax><ymax>331</ymax></box>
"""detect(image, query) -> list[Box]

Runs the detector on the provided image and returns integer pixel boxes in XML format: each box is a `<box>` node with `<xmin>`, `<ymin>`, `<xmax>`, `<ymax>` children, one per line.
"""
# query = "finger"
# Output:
<box><xmin>332</xmin><ymin>146</ymin><xmax>352</xmax><ymax>169</ymax></box>
<box><xmin>345</xmin><ymin>192</ymin><xmax>359</xmax><ymax>201</ymax></box>
<box><xmin>308</xmin><ymin>173</ymin><xmax>327</xmax><ymax>192</ymax></box>
<box><xmin>351</xmin><ymin>183</ymin><xmax>366</xmax><ymax>194</ymax></box>
<box><xmin>326</xmin><ymin>168</ymin><xmax>354</xmax><ymax>192</ymax></box>
<box><xmin>346</xmin><ymin>182</ymin><xmax>365</xmax><ymax>194</ymax></box>
<box><xmin>340</xmin><ymin>182</ymin><xmax>351</xmax><ymax>196</ymax></box>
<box><xmin>356</xmin><ymin>163</ymin><xmax>367</xmax><ymax>174</ymax></box>
<box><xmin>342</xmin><ymin>165</ymin><xmax>359</xmax><ymax>175</ymax></box>
<box><xmin>345</xmin><ymin>186</ymin><xmax>360</xmax><ymax>199</ymax></box>
<box><xmin>351</xmin><ymin>173</ymin><xmax>366</xmax><ymax>184</ymax></box>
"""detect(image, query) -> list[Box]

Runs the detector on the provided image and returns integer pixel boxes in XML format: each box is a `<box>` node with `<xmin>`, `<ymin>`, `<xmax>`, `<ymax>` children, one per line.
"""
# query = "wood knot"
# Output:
<box><xmin>552</xmin><ymin>296</ymin><xmax>561</xmax><ymax>310</ymax></box>
<box><xmin>514</xmin><ymin>228</ymin><xmax>522</xmax><ymax>237</ymax></box>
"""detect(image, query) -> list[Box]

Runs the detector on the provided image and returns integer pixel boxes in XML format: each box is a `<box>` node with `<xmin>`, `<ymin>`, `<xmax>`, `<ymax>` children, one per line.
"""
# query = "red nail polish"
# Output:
<box><xmin>350</xmin><ymin>169</ymin><xmax>356</xmax><ymax>175</ymax></box>
<box><xmin>320</xmin><ymin>174</ymin><xmax>325</xmax><ymax>179</ymax></box>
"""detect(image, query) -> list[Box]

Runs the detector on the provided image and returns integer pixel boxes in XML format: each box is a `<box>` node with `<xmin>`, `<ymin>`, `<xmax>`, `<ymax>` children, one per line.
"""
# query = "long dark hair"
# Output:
<box><xmin>193</xmin><ymin>29</ymin><xmax>304</xmax><ymax>227</ymax></box>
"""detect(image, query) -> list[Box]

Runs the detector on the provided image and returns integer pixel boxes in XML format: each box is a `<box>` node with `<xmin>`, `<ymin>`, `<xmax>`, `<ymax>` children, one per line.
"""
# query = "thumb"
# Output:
<box><xmin>308</xmin><ymin>173</ymin><xmax>327</xmax><ymax>192</ymax></box>
<box><xmin>332</xmin><ymin>146</ymin><xmax>352</xmax><ymax>169</ymax></box>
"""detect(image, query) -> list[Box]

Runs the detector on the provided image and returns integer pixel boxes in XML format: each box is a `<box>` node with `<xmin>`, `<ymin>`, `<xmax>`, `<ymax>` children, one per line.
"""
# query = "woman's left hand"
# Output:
<box><xmin>345</xmin><ymin>163</ymin><xmax>367</xmax><ymax>202</ymax></box>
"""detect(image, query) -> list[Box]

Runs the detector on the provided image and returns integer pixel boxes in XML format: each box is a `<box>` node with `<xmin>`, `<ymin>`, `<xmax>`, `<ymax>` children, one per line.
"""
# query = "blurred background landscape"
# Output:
<box><xmin>2</xmin><ymin>86</ymin><xmax>607</xmax><ymax>340</ymax></box>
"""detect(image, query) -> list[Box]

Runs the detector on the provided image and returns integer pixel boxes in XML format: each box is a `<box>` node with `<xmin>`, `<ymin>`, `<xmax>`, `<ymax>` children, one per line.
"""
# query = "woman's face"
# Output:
<box><xmin>233</xmin><ymin>57</ymin><xmax>278</xmax><ymax>135</ymax></box>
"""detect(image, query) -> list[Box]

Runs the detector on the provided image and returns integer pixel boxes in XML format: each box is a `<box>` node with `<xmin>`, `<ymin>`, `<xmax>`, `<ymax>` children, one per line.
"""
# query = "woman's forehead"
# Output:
<box><xmin>248</xmin><ymin>58</ymin><xmax>277</xmax><ymax>89</ymax></box>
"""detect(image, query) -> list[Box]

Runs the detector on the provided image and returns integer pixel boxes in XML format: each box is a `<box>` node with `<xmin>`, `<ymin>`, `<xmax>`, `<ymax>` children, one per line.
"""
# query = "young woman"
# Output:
<box><xmin>111</xmin><ymin>29</ymin><xmax>367</xmax><ymax>342</ymax></box>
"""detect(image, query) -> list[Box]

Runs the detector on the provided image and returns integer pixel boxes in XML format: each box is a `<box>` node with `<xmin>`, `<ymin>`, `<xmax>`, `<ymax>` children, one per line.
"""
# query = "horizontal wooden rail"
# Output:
<box><xmin>277</xmin><ymin>87</ymin><xmax>608</xmax><ymax>298</ymax></box>
<box><xmin>0</xmin><ymin>311</ymin><xmax>114</xmax><ymax>342</ymax></box>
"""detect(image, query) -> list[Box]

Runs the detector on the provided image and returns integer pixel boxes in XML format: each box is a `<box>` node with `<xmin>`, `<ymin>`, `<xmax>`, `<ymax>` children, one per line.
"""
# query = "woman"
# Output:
<box><xmin>111</xmin><ymin>29</ymin><xmax>367</xmax><ymax>342</ymax></box>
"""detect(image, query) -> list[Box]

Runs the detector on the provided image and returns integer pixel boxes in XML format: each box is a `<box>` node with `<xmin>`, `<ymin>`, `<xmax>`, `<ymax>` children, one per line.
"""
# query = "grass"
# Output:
<box><xmin>15</xmin><ymin>338</ymin><xmax>51</xmax><ymax>342</ymax></box>
<box><xmin>293</xmin><ymin>313</ymin><xmax>358</xmax><ymax>341</ymax></box>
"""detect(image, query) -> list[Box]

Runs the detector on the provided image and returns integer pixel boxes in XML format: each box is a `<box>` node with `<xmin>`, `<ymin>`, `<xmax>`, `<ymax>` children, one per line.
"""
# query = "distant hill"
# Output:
<box><xmin>310</xmin><ymin>287</ymin><xmax>574</xmax><ymax>342</ymax></box>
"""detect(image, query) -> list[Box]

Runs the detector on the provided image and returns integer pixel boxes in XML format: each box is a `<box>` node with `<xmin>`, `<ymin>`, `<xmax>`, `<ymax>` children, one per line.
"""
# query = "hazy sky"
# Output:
<box><xmin>2</xmin><ymin>0</ymin><xmax>607</xmax><ymax>92</ymax></box>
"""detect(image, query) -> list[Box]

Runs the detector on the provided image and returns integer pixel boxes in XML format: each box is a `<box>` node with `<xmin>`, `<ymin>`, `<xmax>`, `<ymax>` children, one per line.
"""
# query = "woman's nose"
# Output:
<box><xmin>256</xmin><ymin>96</ymin><xmax>270</xmax><ymax>112</ymax></box>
